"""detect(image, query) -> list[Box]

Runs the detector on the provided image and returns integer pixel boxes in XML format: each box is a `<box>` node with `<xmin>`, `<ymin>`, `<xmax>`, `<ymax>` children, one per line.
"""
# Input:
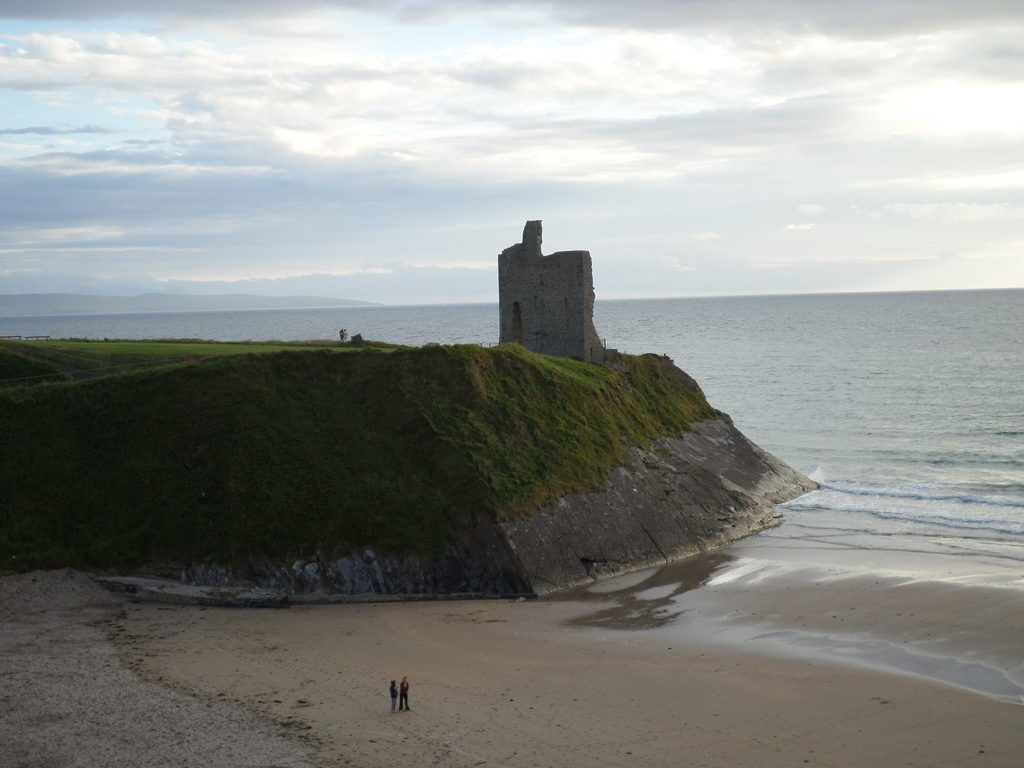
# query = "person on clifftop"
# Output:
<box><xmin>389</xmin><ymin>680</ymin><xmax>398</xmax><ymax>713</ymax></box>
<box><xmin>399</xmin><ymin>676</ymin><xmax>410</xmax><ymax>711</ymax></box>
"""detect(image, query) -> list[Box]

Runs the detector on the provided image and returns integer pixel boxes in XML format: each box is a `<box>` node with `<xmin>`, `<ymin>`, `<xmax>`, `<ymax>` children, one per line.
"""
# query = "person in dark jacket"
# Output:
<box><xmin>399</xmin><ymin>676</ymin><xmax>410</xmax><ymax>711</ymax></box>
<box><xmin>389</xmin><ymin>680</ymin><xmax>398</xmax><ymax>713</ymax></box>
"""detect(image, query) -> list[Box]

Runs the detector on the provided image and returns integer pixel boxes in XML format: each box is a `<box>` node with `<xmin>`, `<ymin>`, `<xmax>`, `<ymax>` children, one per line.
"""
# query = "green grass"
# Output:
<box><xmin>0</xmin><ymin>342</ymin><xmax>717</xmax><ymax>571</ymax></box>
<box><xmin>0</xmin><ymin>338</ymin><xmax>397</xmax><ymax>383</ymax></box>
<box><xmin>0</xmin><ymin>347</ymin><xmax>68</xmax><ymax>387</ymax></box>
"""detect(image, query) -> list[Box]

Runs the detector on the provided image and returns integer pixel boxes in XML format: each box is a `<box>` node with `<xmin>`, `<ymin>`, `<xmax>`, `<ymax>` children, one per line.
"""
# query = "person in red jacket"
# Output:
<box><xmin>399</xmin><ymin>676</ymin><xmax>410</xmax><ymax>711</ymax></box>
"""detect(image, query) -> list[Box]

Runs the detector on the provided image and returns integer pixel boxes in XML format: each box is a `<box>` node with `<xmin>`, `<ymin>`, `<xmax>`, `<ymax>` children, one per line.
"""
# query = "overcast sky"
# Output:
<box><xmin>2</xmin><ymin>1</ymin><xmax>1023</xmax><ymax>304</ymax></box>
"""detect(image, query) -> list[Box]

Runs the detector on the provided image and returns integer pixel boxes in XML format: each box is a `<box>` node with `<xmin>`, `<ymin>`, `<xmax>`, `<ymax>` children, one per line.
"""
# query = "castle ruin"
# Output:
<box><xmin>498</xmin><ymin>221</ymin><xmax>605</xmax><ymax>363</ymax></box>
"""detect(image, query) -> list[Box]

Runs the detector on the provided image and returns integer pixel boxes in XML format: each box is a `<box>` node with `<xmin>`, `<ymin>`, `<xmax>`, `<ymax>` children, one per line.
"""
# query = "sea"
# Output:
<box><xmin>4</xmin><ymin>288</ymin><xmax>1022</xmax><ymax>587</ymax></box>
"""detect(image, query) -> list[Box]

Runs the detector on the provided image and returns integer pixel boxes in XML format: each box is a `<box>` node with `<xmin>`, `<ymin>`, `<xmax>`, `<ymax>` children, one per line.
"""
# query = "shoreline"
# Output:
<box><xmin>118</xmin><ymin>576</ymin><xmax>1023</xmax><ymax>768</ymax></box>
<box><xmin>561</xmin><ymin>549</ymin><xmax>1024</xmax><ymax>704</ymax></box>
<box><xmin>4</xmin><ymin>534</ymin><xmax>1023</xmax><ymax>767</ymax></box>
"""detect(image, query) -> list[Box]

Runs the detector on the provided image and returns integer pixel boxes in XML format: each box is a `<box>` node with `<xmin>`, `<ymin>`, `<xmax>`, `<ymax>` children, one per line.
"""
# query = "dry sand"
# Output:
<box><xmin>2</xmin><ymin>557</ymin><xmax>1022</xmax><ymax>768</ymax></box>
<box><xmin>0</xmin><ymin>569</ymin><xmax>314</xmax><ymax>768</ymax></box>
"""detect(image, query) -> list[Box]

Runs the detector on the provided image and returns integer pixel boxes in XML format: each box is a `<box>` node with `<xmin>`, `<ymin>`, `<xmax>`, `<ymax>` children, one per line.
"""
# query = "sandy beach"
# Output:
<box><xmin>3</xmin><ymin>540</ymin><xmax>1022</xmax><ymax>768</ymax></box>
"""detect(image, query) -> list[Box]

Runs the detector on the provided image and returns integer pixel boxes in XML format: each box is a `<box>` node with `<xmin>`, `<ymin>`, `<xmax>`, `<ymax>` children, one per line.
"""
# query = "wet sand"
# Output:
<box><xmin>123</xmin><ymin>551</ymin><xmax>1023</xmax><ymax>768</ymax></box>
<box><xmin>3</xmin><ymin>546</ymin><xmax>1023</xmax><ymax>768</ymax></box>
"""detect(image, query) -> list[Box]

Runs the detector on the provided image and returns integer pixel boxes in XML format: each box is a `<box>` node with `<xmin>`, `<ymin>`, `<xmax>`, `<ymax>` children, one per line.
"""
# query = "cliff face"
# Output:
<box><xmin>500</xmin><ymin>417</ymin><xmax>815</xmax><ymax>594</ymax></box>
<box><xmin>182</xmin><ymin>416</ymin><xmax>813</xmax><ymax>597</ymax></box>
<box><xmin>182</xmin><ymin>514</ymin><xmax>534</xmax><ymax>597</ymax></box>
<box><xmin>1</xmin><ymin>342</ymin><xmax>813</xmax><ymax>596</ymax></box>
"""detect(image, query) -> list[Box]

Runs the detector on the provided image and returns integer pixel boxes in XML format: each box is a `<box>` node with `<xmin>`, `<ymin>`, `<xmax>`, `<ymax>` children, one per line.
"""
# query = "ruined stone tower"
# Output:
<box><xmin>498</xmin><ymin>221</ymin><xmax>605</xmax><ymax>363</ymax></box>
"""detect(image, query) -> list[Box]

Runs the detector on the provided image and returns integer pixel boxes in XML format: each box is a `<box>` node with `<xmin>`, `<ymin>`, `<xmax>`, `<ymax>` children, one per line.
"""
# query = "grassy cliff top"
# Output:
<box><xmin>0</xmin><ymin>346</ymin><xmax>69</xmax><ymax>387</ymax></box>
<box><xmin>0</xmin><ymin>341</ymin><xmax>717</xmax><ymax>571</ymax></box>
<box><xmin>0</xmin><ymin>338</ymin><xmax>384</xmax><ymax>384</ymax></box>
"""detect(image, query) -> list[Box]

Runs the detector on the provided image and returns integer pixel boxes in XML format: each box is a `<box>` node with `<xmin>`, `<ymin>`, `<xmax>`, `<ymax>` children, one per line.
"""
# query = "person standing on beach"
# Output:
<box><xmin>389</xmin><ymin>680</ymin><xmax>398</xmax><ymax>713</ymax></box>
<box><xmin>399</xmin><ymin>676</ymin><xmax>410</xmax><ymax>711</ymax></box>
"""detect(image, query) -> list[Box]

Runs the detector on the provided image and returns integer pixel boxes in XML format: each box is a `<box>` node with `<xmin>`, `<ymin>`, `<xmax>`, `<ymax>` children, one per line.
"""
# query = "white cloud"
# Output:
<box><xmin>0</xmin><ymin>23</ymin><xmax>932</xmax><ymax>183</ymax></box>
<box><xmin>957</xmin><ymin>240</ymin><xmax>1024</xmax><ymax>260</ymax></box>
<box><xmin>880</xmin><ymin>82</ymin><xmax>1024</xmax><ymax>138</ymax></box>
<box><xmin>880</xmin><ymin>203</ymin><xmax>1024</xmax><ymax>222</ymax></box>
<box><xmin>3</xmin><ymin>15</ymin><xmax>1021</xmax><ymax>189</ymax></box>
<box><xmin>0</xmin><ymin>225</ymin><xmax>126</xmax><ymax>245</ymax></box>
<box><xmin>0</xmin><ymin>245</ymin><xmax>195</xmax><ymax>255</ymax></box>
<box><xmin>1</xmin><ymin>2</ymin><xmax>1024</xmax><ymax>300</ymax></box>
<box><xmin>753</xmin><ymin>251</ymin><xmax>939</xmax><ymax>268</ymax></box>
<box><xmin>933</xmin><ymin>168</ymin><xmax>1024</xmax><ymax>190</ymax></box>
<box><xmin>17</xmin><ymin>151</ymin><xmax>276</xmax><ymax>177</ymax></box>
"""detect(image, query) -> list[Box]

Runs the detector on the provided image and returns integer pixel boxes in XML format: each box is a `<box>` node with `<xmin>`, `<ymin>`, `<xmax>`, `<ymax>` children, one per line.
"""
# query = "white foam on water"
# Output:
<box><xmin>780</xmin><ymin>481</ymin><xmax>1024</xmax><ymax>548</ymax></box>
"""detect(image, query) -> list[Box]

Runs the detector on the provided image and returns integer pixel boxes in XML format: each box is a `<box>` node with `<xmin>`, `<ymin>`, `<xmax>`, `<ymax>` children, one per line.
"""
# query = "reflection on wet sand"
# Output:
<box><xmin>556</xmin><ymin>544</ymin><xmax>1024</xmax><ymax>703</ymax></box>
<box><xmin>557</xmin><ymin>551</ymin><xmax>735</xmax><ymax>629</ymax></box>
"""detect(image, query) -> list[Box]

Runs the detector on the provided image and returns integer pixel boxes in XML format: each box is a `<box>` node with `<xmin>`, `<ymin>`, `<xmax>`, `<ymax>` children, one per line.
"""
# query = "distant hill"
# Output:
<box><xmin>0</xmin><ymin>293</ymin><xmax>378</xmax><ymax>317</ymax></box>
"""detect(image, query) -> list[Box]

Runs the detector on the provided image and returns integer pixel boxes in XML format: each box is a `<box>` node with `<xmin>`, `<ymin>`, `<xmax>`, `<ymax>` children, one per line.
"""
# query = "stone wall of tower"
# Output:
<box><xmin>498</xmin><ymin>220</ymin><xmax>605</xmax><ymax>362</ymax></box>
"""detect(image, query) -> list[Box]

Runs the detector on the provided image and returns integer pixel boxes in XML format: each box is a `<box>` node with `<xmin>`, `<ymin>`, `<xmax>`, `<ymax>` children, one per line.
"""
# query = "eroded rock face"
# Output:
<box><xmin>180</xmin><ymin>416</ymin><xmax>813</xmax><ymax>597</ymax></box>
<box><xmin>177</xmin><ymin>339</ymin><xmax>814</xmax><ymax>598</ymax></box>
<box><xmin>499</xmin><ymin>417</ymin><xmax>816</xmax><ymax>594</ymax></box>
<box><xmin>182</xmin><ymin>515</ymin><xmax>533</xmax><ymax>597</ymax></box>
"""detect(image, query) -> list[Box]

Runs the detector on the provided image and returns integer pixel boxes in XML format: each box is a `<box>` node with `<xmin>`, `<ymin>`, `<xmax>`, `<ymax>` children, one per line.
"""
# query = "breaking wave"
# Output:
<box><xmin>820</xmin><ymin>483</ymin><xmax>1024</xmax><ymax>509</ymax></box>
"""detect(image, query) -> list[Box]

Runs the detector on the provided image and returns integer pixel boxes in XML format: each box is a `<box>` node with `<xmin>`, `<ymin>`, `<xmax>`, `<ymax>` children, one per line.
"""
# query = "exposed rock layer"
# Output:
<box><xmin>182</xmin><ymin>416</ymin><xmax>814</xmax><ymax>597</ymax></box>
<box><xmin>500</xmin><ymin>416</ymin><xmax>815</xmax><ymax>594</ymax></box>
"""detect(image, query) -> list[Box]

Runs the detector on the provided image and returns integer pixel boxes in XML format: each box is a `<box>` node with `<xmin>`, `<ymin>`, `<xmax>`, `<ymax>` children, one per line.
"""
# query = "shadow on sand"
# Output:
<box><xmin>555</xmin><ymin>551</ymin><xmax>735</xmax><ymax>630</ymax></box>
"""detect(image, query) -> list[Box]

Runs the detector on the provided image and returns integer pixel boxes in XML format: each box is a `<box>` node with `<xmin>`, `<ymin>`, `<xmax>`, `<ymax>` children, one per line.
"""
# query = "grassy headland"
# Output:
<box><xmin>0</xmin><ymin>338</ymin><xmax>366</xmax><ymax>382</ymax></box>
<box><xmin>0</xmin><ymin>346</ymin><xmax>69</xmax><ymax>387</ymax></box>
<box><xmin>0</xmin><ymin>340</ymin><xmax>717</xmax><ymax>571</ymax></box>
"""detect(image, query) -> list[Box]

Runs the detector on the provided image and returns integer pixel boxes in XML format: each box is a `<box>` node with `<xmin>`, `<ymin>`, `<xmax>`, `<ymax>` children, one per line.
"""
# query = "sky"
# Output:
<box><xmin>1</xmin><ymin>1</ymin><xmax>1023</xmax><ymax>305</ymax></box>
